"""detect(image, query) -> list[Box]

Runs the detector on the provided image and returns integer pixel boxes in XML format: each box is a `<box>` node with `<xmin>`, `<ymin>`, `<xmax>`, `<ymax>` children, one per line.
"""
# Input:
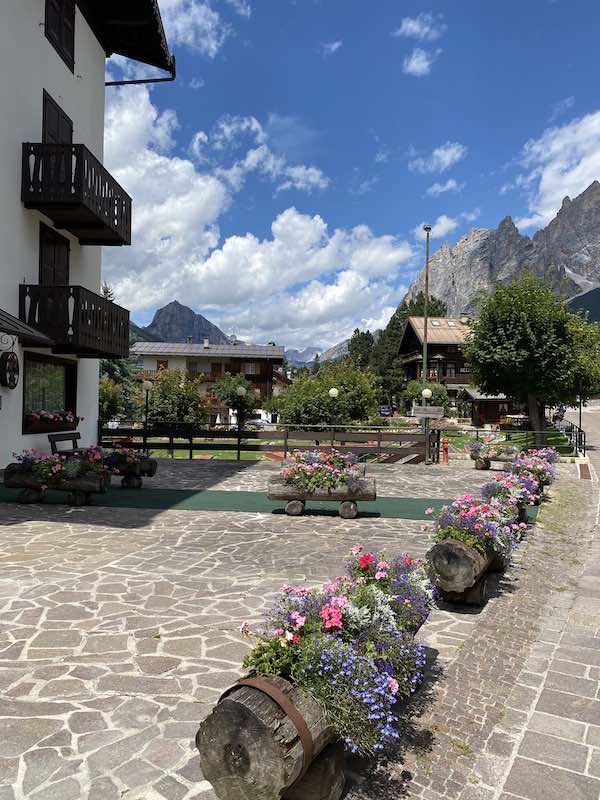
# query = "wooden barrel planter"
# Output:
<box><xmin>3</xmin><ymin>464</ymin><xmax>110</xmax><ymax>506</ymax></box>
<box><xmin>267</xmin><ymin>476</ymin><xmax>376</xmax><ymax>519</ymax></box>
<box><xmin>196</xmin><ymin>675</ymin><xmax>342</xmax><ymax>800</ymax></box>
<box><xmin>427</xmin><ymin>538</ymin><xmax>509</xmax><ymax>605</ymax></box>
<box><xmin>106</xmin><ymin>456</ymin><xmax>158</xmax><ymax>488</ymax></box>
<box><xmin>474</xmin><ymin>454</ymin><xmax>516</xmax><ymax>471</ymax></box>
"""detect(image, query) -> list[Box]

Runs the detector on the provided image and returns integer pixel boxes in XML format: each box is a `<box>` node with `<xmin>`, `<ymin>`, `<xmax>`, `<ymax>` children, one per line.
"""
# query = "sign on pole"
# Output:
<box><xmin>413</xmin><ymin>406</ymin><xmax>445</xmax><ymax>419</ymax></box>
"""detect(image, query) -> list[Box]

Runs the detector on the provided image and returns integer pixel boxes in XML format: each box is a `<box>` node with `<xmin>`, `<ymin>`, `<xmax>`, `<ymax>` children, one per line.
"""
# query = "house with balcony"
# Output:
<box><xmin>398</xmin><ymin>317</ymin><xmax>519</xmax><ymax>424</ymax></box>
<box><xmin>131</xmin><ymin>339</ymin><xmax>286</xmax><ymax>423</ymax></box>
<box><xmin>0</xmin><ymin>1</ymin><xmax>174</xmax><ymax>466</ymax></box>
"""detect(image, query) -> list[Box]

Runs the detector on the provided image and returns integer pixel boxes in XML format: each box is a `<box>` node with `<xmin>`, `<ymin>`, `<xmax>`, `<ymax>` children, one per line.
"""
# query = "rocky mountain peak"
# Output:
<box><xmin>144</xmin><ymin>301</ymin><xmax>230</xmax><ymax>344</ymax></box>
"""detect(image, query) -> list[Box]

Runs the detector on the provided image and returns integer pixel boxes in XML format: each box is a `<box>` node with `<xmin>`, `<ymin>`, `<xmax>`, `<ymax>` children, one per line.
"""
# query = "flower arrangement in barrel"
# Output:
<box><xmin>281</xmin><ymin>448</ymin><xmax>361</xmax><ymax>493</ymax></box>
<box><xmin>466</xmin><ymin>438</ymin><xmax>518</xmax><ymax>461</ymax></box>
<box><xmin>12</xmin><ymin>446</ymin><xmax>107</xmax><ymax>489</ymax></box>
<box><xmin>241</xmin><ymin>545</ymin><xmax>433</xmax><ymax>755</ymax></box>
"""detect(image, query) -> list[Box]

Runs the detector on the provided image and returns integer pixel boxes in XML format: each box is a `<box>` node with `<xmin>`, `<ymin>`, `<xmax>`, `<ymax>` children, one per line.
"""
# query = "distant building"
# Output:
<box><xmin>398</xmin><ymin>317</ymin><xmax>519</xmax><ymax>425</ymax></box>
<box><xmin>0</xmin><ymin>0</ymin><xmax>174</xmax><ymax>466</ymax></box>
<box><xmin>131</xmin><ymin>339</ymin><xmax>286</xmax><ymax>423</ymax></box>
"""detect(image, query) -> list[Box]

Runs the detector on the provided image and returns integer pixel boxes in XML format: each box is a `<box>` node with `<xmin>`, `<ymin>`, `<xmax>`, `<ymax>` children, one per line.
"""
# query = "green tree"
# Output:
<box><xmin>402</xmin><ymin>380</ymin><xmax>449</xmax><ymax>414</ymax></box>
<box><xmin>144</xmin><ymin>369</ymin><xmax>207</xmax><ymax>425</ymax></box>
<box><xmin>370</xmin><ymin>291</ymin><xmax>447</xmax><ymax>401</ymax></box>
<box><xmin>214</xmin><ymin>374</ymin><xmax>257</xmax><ymax>425</ymax></box>
<box><xmin>99</xmin><ymin>377</ymin><xmax>124</xmax><ymax>426</ymax></box>
<box><xmin>463</xmin><ymin>275</ymin><xmax>600</xmax><ymax>442</ymax></box>
<box><xmin>99</xmin><ymin>282</ymin><xmax>139</xmax><ymax>420</ymax></box>
<box><xmin>271</xmin><ymin>360</ymin><xmax>380</xmax><ymax>425</ymax></box>
<box><xmin>348</xmin><ymin>328</ymin><xmax>375</xmax><ymax>369</ymax></box>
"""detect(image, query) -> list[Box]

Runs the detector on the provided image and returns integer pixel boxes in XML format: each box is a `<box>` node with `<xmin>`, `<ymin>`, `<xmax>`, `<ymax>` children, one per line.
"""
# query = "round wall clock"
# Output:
<box><xmin>0</xmin><ymin>351</ymin><xmax>19</xmax><ymax>389</ymax></box>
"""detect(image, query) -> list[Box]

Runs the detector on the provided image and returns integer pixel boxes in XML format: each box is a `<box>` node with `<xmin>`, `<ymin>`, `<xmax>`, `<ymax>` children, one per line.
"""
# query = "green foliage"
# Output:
<box><xmin>348</xmin><ymin>328</ymin><xmax>375</xmax><ymax>369</ymax></box>
<box><xmin>271</xmin><ymin>360</ymin><xmax>380</xmax><ymax>425</ymax></box>
<box><xmin>311</xmin><ymin>353</ymin><xmax>321</xmax><ymax>375</ymax></box>
<box><xmin>213</xmin><ymin>374</ymin><xmax>257</xmax><ymax>417</ymax></box>
<box><xmin>403</xmin><ymin>380</ymin><xmax>449</xmax><ymax>413</ymax></box>
<box><xmin>464</xmin><ymin>275</ymin><xmax>600</xmax><ymax>411</ymax></box>
<box><xmin>370</xmin><ymin>291</ymin><xmax>447</xmax><ymax>401</ymax></box>
<box><xmin>145</xmin><ymin>369</ymin><xmax>207</xmax><ymax>425</ymax></box>
<box><xmin>99</xmin><ymin>377</ymin><xmax>124</xmax><ymax>425</ymax></box>
<box><xmin>434</xmin><ymin>526</ymin><xmax>487</xmax><ymax>555</ymax></box>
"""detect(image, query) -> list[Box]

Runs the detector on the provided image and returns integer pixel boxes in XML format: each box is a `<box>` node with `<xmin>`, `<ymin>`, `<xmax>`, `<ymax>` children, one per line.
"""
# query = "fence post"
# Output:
<box><xmin>377</xmin><ymin>430</ymin><xmax>382</xmax><ymax>460</ymax></box>
<box><xmin>284</xmin><ymin>426</ymin><xmax>289</xmax><ymax>460</ymax></box>
<box><xmin>189</xmin><ymin>427</ymin><xmax>193</xmax><ymax>461</ymax></box>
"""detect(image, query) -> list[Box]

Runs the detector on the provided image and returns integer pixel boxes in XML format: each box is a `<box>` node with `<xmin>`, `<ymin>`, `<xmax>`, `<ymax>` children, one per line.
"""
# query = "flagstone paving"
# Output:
<box><xmin>0</xmin><ymin>457</ymin><xmax>589</xmax><ymax>800</ymax></box>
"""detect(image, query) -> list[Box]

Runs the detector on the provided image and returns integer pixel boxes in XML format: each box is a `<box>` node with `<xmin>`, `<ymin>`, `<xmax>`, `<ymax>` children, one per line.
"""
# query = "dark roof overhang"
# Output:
<box><xmin>0</xmin><ymin>309</ymin><xmax>54</xmax><ymax>348</ymax></box>
<box><xmin>77</xmin><ymin>0</ymin><xmax>175</xmax><ymax>76</ymax></box>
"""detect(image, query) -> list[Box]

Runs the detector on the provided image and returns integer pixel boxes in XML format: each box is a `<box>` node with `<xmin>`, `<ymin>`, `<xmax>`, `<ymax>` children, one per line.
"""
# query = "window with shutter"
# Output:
<box><xmin>45</xmin><ymin>0</ymin><xmax>75</xmax><ymax>71</ymax></box>
<box><xmin>42</xmin><ymin>91</ymin><xmax>73</xmax><ymax>145</ymax></box>
<box><xmin>39</xmin><ymin>224</ymin><xmax>70</xmax><ymax>286</ymax></box>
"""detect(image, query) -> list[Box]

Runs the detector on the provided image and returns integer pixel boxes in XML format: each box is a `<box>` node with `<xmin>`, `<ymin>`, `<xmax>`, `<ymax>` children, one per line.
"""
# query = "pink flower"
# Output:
<box><xmin>355</xmin><ymin>576</ymin><xmax>366</xmax><ymax>585</ymax></box>
<box><xmin>351</xmin><ymin>543</ymin><xmax>362</xmax><ymax>555</ymax></box>
<box><xmin>240</xmin><ymin>622</ymin><xmax>251</xmax><ymax>636</ymax></box>
<box><xmin>375</xmin><ymin>571</ymin><xmax>387</xmax><ymax>580</ymax></box>
<box><xmin>420</xmin><ymin>523</ymin><xmax>429</xmax><ymax>532</ymax></box>
<box><xmin>273</xmin><ymin>627</ymin><xmax>284</xmax><ymax>636</ymax></box>
<box><xmin>425</xmin><ymin>507</ymin><xmax>434</xmax><ymax>515</ymax></box>
<box><xmin>290</xmin><ymin>612</ymin><xmax>306</xmax><ymax>629</ymax></box>
<box><xmin>387</xmin><ymin>677</ymin><xmax>399</xmax><ymax>695</ymax></box>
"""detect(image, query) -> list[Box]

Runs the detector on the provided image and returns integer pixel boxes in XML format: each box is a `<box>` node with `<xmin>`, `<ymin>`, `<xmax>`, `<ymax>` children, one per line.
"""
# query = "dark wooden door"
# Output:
<box><xmin>39</xmin><ymin>224</ymin><xmax>70</xmax><ymax>285</ymax></box>
<box><xmin>42</xmin><ymin>90</ymin><xmax>73</xmax><ymax>144</ymax></box>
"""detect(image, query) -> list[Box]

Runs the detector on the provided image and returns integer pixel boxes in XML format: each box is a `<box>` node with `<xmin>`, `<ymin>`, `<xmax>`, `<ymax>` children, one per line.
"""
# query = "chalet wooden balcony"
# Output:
<box><xmin>19</xmin><ymin>285</ymin><xmax>129</xmax><ymax>359</ymax></box>
<box><xmin>21</xmin><ymin>143</ymin><xmax>132</xmax><ymax>245</ymax></box>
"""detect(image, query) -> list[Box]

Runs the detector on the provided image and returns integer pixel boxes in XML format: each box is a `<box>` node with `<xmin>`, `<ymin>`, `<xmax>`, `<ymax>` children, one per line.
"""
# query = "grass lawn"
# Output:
<box><xmin>149</xmin><ymin>449</ymin><xmax>264</xmax><ymax>460</ymax></box>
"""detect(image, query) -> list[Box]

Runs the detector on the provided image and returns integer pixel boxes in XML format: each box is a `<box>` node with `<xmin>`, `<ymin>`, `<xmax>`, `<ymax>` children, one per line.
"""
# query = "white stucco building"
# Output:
<box><xmin>0</xmin><ymin>1</ymin><xmax>174</xmax><ymax>467</ymax></box>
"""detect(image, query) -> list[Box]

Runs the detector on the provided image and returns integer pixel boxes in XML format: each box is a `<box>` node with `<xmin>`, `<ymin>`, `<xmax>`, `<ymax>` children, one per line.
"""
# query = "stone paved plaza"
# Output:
<box><xmin>0</xmin><ymin>453</ymin><xmax>598</xmax><ymax>800</ymax></box>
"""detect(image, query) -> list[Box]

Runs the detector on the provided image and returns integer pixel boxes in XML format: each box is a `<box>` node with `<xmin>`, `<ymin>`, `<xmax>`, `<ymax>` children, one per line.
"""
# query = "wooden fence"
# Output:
<box><xmin>98</xmin><ymin>423</ymin><xmax>439</xmax><ymax>463</ymax></box>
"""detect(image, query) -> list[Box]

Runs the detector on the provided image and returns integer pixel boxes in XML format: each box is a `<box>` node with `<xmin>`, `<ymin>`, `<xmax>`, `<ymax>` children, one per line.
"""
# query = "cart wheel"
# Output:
<box><xmin>285</xmin><ymin>500</ymin><xmax>305</xmax><ymax>516</ymax></box>
<box><xmin>475</xmin><ymin>458</ymin><xmax>491</xmax><ymax>470</ymax></box>
<box><xmin>67</xmin><ymin>491</ymin><xmax>88</xmax><ymax>506</ymax></box>
<box><xmin>121</xmin><ymin>475</ymin><xmax>143</xmax><ymax>489</ymax></box>
<box><xmin>339</xmin><ymin>500</ymin><xmax>358</xmax><ymax>519</ymax></box>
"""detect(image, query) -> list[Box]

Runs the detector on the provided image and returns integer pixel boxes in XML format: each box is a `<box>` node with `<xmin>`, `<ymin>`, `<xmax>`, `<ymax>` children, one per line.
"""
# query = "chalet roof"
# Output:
<box><xmin>406</xmin><ymin>317</ymin><xmax>471</xmax><ymax>345</ymax></box>
<box><xmin>0</xmin><ymin>309</ymin><xmax>54</xmax><ymax>347</ymax></box>
<box><xmin>131</xmin><ymin>341</ymin><xmax>286</xmax><ymax>360</ymax></box>
<box><xmin>464</xmin><ymin>388</ymin><xmax>508</xmax><ymax>401</ymax></box>
<box><xmin>77</xmin><ymin>0</ymin><xmax>175</xmax><ymax>75</ymax></box>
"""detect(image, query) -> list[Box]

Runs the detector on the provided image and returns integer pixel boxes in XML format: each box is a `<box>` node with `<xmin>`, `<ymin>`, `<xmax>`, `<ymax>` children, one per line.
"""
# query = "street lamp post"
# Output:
<box><xmin>142</xmin><ymin>380</ymin><xmax>152</xmax><ymax>451</ymax></box>
<box><xmin>422</xmin><ymin>225</ymin><xmax>432</xmax><ymax>386</ymax></box>
<box><xmin>328</xmin><ymin>386</ymin><xmax>339</xmax><ymax>427</ymax></box>
<box><xmin>235</xmin><ymin>385</ymin><xmax>247</xmax><ymax>461</ymax></box>
<box><xmin>422</xmin><ymin>387</ymin><xmax>432</xmax><ymax>464</ymax></box>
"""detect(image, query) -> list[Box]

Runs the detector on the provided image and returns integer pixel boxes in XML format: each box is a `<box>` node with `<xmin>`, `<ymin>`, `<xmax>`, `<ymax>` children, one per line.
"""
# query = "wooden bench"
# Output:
<box><xmin>48</xmin><ymin>432</ymin><xmax>91</xmax><ymax>457</ymax></box>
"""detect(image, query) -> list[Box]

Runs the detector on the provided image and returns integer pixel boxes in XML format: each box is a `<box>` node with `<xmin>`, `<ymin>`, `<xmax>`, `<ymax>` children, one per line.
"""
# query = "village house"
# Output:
<box><xmin>0</xmin><ymin>1</ymin><xmax>174</xmax><ymax>467</ymax></box>
<box><xmin>131</xmin><ymin>339</ymin><xmax>287</xmax><ymax>424</ymax></box>
<box><xmin>398</xmin><ymin>317</ymin><xmax>518</xmax><ymax>425</ymax></box>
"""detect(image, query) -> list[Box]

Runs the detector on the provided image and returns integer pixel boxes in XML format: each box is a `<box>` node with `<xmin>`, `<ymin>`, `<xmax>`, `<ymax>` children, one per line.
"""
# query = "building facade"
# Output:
<box><xmin>0</xmin><ymin>1</ymin><xmax>173</xmax><ymax>466</ymax></box>
<box><xmin>131</xmin><ymin>339</ymin><xmax>286</xmax><ymax>423</ymax></box>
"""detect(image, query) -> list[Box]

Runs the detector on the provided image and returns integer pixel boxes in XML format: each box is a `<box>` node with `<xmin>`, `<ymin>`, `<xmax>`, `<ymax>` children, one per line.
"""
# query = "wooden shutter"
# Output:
<box><xmin>39</xmin><ymin>224</ymin><xmax>70</xmax><ymax>286</ymax></box>
<box><xmin>45</xmin><ymin>0</ymin><xmax>75</xmax><ymax>71</ymax></box>
<box><xmin>42</xmin><ymin>91</ymin><xmax>73</xmax><ymax>144</ymax></box>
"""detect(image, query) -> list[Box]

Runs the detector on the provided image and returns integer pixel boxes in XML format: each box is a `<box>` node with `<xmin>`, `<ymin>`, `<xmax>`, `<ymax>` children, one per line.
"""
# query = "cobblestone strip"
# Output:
<box><xmin>347</xmin><ymin>473</ymin><xmax>598</xmax><ymax>799</ymax></box>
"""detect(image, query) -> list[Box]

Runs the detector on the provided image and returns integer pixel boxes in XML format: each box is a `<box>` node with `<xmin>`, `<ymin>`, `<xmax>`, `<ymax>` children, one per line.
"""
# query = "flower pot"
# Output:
<box><xmin>25</xmin><ymin>418</ymin><xmax>78</xmax><ymax>434</ymax></box>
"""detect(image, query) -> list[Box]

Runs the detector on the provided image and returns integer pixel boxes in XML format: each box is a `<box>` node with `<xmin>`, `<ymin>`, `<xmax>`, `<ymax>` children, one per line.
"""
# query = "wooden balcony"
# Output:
<box><xmin>22</xmin><ymin>143</ymin><xmax>132</xmax><ymax>245</ymax></box>
<box><xmin>19</xmin><ymin>285</ymin><xmax>129</xmax><ymax>358</ymax></box>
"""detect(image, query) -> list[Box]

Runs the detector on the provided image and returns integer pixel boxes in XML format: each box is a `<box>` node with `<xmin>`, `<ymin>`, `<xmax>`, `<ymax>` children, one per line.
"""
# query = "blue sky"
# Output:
<box><xmin>103</xmin><ymin>0</ymin><xmax>600</xmax><ymax>348</ymax></box>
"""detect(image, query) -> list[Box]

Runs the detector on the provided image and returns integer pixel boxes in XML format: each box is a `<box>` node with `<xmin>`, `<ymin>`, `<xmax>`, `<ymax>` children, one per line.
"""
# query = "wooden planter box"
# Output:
<box><xmin>24</xmin><ymin>418</ymin><xmax>79</xmax><ymax>434</ymax></box>
<box><xmin>473</xmin><ymin>453</ymin><xmax>517</xmax><ymax>470</ymax></box>
<box><xmin>4</xmin><ymin>463</ymin><xmax>110</xmax><ymax>506</ymax></box>
<box><xmin>267</xmin><ymin>475</ymin><xmax>376</xmax><ymax>519</ymax></box>
<box><xmin>196</xmin><ymin>674</ymin><xmax>343</xmax><ymax>800</ymax></box>
<box><xmin>426</xmin><ymin>537</ymin><xmax>509</xmax><ymax>606</ymax></box>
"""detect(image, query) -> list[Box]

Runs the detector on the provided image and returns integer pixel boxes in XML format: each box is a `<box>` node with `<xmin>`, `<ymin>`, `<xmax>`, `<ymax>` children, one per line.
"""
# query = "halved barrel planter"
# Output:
<box><xmin>3</xmin><ymin>464</ymin><xmax>110</xmax><ymax>506</ymax></box>
<box><xmin>427</xmin><ymin>538</ymin><xmax>509</xmax><ymax>605</ymax></box>
<box><xmin>472</xmin><ymin>453</ymin><xmax>517</xmax><ymax>471</ymax></box>
<box><xmin>196</xmin><ymin>675</ymin><xmax>343</xmax><ymax>800</ymax></box>
<box><xmin>267</xmin><ymin>475</ymin><xmax>376</xmax><ymax>519</ymax></box>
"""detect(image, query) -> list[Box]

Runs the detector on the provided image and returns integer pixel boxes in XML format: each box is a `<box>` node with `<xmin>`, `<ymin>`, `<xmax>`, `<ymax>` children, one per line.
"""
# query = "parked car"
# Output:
<box><xmin>378</xmin><ymin>405</ymin><xmax>393</xmax><ymax>417</ymax></box>
<box><xmin>244</xmin><ymin>418</ymin><xmax>268</xmax><ymax>429</ymax></box>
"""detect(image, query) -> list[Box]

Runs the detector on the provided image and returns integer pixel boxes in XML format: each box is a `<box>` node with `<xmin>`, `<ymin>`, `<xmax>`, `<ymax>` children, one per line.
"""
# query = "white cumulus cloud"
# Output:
<box><xmin>402</xmin><ymin>47</ymin><xmax>440</xmax><ymax>77</ymax></box>
<box><xmin>409</xmin><ymin>141</ymin><xmax>467</xmax><ymax>174</ymax></box>
<box><xmin>159</xmin><ymin>0</ymin><xmax>229</xmax><ymax>58</ymax></box>
<box><xmin>514</xmin><ymin>111</ymin><xmax>600</xmax><ymax>229</ymax></box>
<box><xmin>426</xmin><ymin>178</ymin><xmax>464</xmax><ymax>196</ymax></box>
<box><xmin>320</xmin><ymin>40</ymin><xmax>343</xmax><ymax>57</ymax></box>
<box><xmin>393</xmin><ymin>12</ymin><xmax>446</xmax><ymax>41</ymax></box>
<box><xmin>414</xmin><ymin>215</ymin><xmax>459</xmax><ymax>241</ymax></box>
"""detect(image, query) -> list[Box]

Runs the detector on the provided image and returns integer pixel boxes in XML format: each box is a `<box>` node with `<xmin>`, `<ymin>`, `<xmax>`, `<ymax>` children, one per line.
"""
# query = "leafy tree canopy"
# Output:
<box><xmin>463</xmin><ymin>275</ymin><xmax>600</xmax><ymax>432</ymax></box>
<box><xmin>272</xmin><ymin>360</ymin><xmax>380</xmax><ymax>425</ymax></box>
<box><xmin>99</xmin><ymin>377</ymin><xmax>124</xmax><ymax>426</ymax></box>
<box><xmin>144</xmin><ymin>369</ymin><xmax>207</xmax><ymax>425</ymax></box>
<box><xmin>214</xmin><ymin>374</ymin><xmax>258</xmax><ymax>417</ymax></box>
<box><xmin>403</xmin><ymin>380</ymin><xmax>450</xmax><ymax>414</ymax></box>
<box><xmin>348</xmin><ymin>328</ymin><xmax>375</xmax><ymax>369</ymax></box>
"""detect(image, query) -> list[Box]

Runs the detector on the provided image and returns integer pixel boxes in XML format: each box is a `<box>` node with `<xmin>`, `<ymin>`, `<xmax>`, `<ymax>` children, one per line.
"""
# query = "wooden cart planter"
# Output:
<box><xmin>473</xmin><ymin>453</ymin><xmax>517</xmax><ymax>470</ymax></box>
<box><xmin>106</xmin><ymin>455</ymin><xmax>158</xmax><ymax>489</ymax></box>
<box><xmin>196</xmin><ymin>674</ymin><xmax>343</xmax><ymax>800</ymax></box>
<box><xmin>267</xmin><ymin>475</ymin><xmax>376</xmax><ymax>519</ymax></box>
<box><xmin>426</xmin><ymin>538</ymin><xmax>509</xmax><ymax>605</ymax></box>
<box><xmin>3</xmin><ymin>464</ymin><xmax>110</xmax><ymax>506</ymax></box>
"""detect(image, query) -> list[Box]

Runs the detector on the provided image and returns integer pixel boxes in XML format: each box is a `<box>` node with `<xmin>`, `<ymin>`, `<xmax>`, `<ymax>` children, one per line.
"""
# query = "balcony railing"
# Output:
<box><xmin>19</xmin><ymin>285</ymin><xmax>129</xmax><ymax>358</ymax></box>
<box><xmin>22</xmin><ymin>143</ymin><xmax>132</xmax><ymax>245</ymax></box>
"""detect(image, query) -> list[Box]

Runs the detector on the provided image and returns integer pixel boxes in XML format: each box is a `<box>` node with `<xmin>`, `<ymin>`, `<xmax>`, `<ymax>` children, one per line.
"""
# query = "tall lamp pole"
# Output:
<box><xmin>422</xmin><ymin>387</ymin><xmax>432</xmax><ymax>464</ymax></box>
<box><xmin>422</xmin><ymin>224</ymin><xmax>432</xmax><ymax>386</ymax></box>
